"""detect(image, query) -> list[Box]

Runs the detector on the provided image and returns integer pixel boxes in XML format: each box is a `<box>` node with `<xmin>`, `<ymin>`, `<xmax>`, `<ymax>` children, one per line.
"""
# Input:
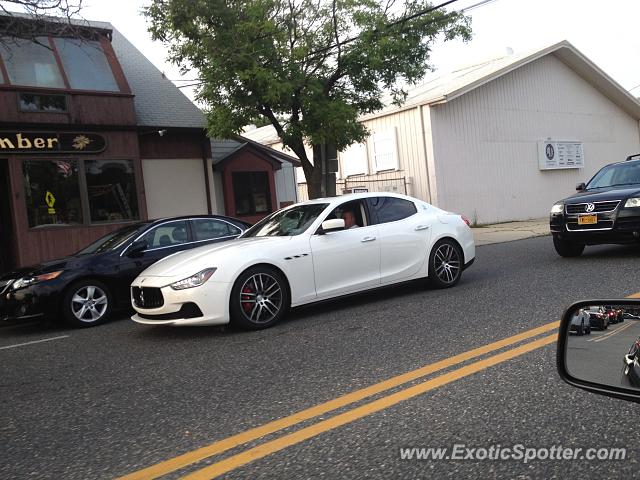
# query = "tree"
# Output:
<box><xmin>145</xmin><ymin>0</ymin><xmax>471</xmax><ymax>198</ymax></box>
<box><xmin>0</xmin><ymin>1</ymin><xmax>86</xmax><ymax>41</ymax></box>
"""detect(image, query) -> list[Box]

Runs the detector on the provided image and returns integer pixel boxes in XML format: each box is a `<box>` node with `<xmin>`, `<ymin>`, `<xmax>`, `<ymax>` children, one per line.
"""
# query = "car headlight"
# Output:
<box><xmin>169</xmin><ymin>268</ymin><xmax>217</xmax><ymax>290</ymax></box>
<box><xmin>624</xmin><ymin>198</ymin><xmax>640</xmax><ymax>208</ymax></box>
<box><xmin>12</xmin><ymin>271</ymin><xmax>63</xmax><ymax>290</ymax></box>
<box><xmin>550</xmin><ymin>203</ymin><xmax>564</xmax><ymax>214</ymax></box>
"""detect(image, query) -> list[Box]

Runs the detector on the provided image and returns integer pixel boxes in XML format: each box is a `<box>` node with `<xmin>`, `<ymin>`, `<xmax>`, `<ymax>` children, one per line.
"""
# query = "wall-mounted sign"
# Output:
<box><xmin>0</xmin><ymin>132</ymin><xmax>106</xmax><ymax>154</ymax></box>
<box><xmin>538</xmin><ymin>140</ymin><xmax>584</xmax><ymax>170</ymax></box>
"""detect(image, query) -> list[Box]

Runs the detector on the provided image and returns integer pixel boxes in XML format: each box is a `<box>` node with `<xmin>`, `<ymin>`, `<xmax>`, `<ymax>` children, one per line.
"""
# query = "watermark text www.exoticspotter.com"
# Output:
<box><xmin>399</xmin><ymin>444</ymin><xmax>627</xmax><ymax>464</ymax></box>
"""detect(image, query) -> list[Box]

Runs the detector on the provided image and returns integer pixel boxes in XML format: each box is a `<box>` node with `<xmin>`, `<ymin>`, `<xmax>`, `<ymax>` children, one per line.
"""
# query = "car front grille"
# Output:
<box><xmin>132</xmin><ymin>287</ymin><xmax>164</xmax><ymax>309</ymax></box>
<box><xmin>565</xmin><ymin>200</ymin><xmax>621</xmax><ymax>214</ymax></box>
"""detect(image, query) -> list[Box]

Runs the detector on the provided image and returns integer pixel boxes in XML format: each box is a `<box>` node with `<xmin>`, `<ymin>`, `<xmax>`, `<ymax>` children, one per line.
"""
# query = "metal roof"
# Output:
<box><xmin>362</xmin><ymin>40</ymin><xmax>640</xmax><ymax>120</ymax></box>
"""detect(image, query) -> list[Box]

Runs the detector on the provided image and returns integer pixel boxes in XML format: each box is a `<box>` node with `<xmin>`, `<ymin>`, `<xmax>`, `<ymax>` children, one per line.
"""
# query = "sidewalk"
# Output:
<box><xmin>471</xmin><ymin>218</ymin><xmax>550</xmax><ymax>246</ymax></box>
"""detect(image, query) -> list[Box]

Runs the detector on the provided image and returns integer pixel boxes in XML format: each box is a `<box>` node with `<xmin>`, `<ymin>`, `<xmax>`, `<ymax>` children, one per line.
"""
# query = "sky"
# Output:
<box><xmin>12</xmin><ymin>0</ymin><xmax>640</xmax><ymax>100</ymax></box>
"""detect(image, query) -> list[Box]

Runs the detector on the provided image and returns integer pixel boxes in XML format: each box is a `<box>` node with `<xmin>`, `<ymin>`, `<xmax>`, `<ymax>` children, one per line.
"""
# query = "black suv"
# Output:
<box><xmin>550</xmin><ymin>155</ymin><xmax>640</xmax><ymax>256</ymax></box>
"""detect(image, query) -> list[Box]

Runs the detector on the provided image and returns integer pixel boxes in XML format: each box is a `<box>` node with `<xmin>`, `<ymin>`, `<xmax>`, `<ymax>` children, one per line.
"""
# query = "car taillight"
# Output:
<box><xmin>461</xmin><ymin>215</ymin><xmax>471</xmax><ymax>227</ymax></box>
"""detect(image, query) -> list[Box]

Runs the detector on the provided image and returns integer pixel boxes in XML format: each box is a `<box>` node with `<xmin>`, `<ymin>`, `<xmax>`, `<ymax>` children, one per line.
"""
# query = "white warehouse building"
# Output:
<box><xmin>243</xmin><ymin>40</ymin><xmax>640</xmax><ymax>224</ymax></box>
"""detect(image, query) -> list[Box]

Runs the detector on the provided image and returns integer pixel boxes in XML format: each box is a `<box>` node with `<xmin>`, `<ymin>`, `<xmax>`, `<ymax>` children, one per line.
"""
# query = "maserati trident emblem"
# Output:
<box><xmin>139</xmin><ymin>290</ymin><xmax>145</xmax><ymax>305</ymax></box>
<box><xmin>585</xmin><ymin>203</ymin><xmax>595</xmax><ymax>213</ymax></box>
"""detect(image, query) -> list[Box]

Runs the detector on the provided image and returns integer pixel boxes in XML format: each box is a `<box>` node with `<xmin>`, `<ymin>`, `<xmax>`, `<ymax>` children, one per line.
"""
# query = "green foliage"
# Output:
<box><xmin>145</xmin><ymin>0</ymin><xmax>471</xmax><ymax>191</ymax></box>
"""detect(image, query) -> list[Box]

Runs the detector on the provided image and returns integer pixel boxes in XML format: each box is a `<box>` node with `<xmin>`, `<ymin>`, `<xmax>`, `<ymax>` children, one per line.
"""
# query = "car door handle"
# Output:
<box><xmin>361</xmin><ymin>236</ymin><xmax>376</xmax><ymax>242</ymax></box>
<box><xmin>415</xmin><ymin>225</ymin><xmax>430</xmax><ymax>231</ymax></box>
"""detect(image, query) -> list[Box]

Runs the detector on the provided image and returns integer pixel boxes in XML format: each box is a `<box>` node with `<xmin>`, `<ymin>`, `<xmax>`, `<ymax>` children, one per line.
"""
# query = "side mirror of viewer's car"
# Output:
<box><xmin>575</xmin><ymin>182</ymin><xmax>586</xmax><ymax>191</ymax></box>
<box><xmin>557</xmin><ymin>299</ymin><xmax>640</xmax><ymax>403</ymax></box>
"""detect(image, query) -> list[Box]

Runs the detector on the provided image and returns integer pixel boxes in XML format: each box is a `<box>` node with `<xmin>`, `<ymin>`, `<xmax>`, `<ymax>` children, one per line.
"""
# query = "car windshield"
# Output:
<box><xmin>587</xmin><ymin>161</ymin><xmax>640</xmax><ymax>189</ymax></box>
<box><xmin>76</xmin><ymin>223</ymin><xmax>148</xmax><ymax>254</ymax></box>
<box><xmin>240</xmin><ymin>204</ymin><xmax>329</xmax><ymax>237</ymax></box>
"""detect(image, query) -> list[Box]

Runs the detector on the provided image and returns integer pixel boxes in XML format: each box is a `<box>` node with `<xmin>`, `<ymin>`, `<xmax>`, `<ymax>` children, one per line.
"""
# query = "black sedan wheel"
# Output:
<box><xmin>62</xmin><ymin>279</ymin><xmax>112</xmax><ymax>328</ymax></box>
<box><xmin>429</xmin><ymin>239</ymin><xmax>463</xmax><ymax>288</ymax></box>
<box><xmin>230</xmin><ymin>266</ymin><xmax>290</xmax><ymax>330</ymax></box>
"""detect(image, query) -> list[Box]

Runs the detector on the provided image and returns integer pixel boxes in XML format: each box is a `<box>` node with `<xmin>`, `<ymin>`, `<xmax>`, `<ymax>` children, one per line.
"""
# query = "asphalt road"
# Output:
<box><xmin>2</xmin><ymin>236</ymin><xmax>640</xmax><ymax>479</ymax></box>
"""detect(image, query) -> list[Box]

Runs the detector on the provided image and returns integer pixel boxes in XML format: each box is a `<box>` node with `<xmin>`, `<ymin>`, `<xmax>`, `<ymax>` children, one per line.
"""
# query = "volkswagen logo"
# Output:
<box><xmin>585</xmin><ymin>203</ymin><xmax>595</xmax><ymax>213</ymax></box>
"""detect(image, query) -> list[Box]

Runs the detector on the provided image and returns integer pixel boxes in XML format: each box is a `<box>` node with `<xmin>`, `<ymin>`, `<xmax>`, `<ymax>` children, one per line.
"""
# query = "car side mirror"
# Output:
<box><xmin>317</xmin><ymin>219</ymin><xmax>345</xmax><ymax>235</ymax></box>
<box><xmin>576</xmin><ymin>182</ymin><xmax>586</xmax><ymax>191</ymax></box>
<box><xmin>557</xmin><ymin>299</ymin><xmax>640</xmax><ymax>403</ymax></box>
<box><xmin>127</xmin><ymin>239</ymin><xmax>148</xmax><ymax>257</ymax></box>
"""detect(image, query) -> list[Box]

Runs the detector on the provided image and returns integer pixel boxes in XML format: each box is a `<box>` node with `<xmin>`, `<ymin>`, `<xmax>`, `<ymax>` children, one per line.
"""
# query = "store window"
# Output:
<box><xmin>22</xmin><ymin>159</ymin><xmax>83</xmax><ymax>227</ymax></box>
<box><xmin>54</xmin><ymin>38</ymin><xmax>119</xmax><ymax>92</ymax></box>
<box><xmin>0</xmin><ymin>37</ymin><xmax>66</xmax><ymax>88</ymax></box>
<box><xmin>232</xmin><ymin>171</ymin><xmax>272</xmax><ymax>216</ymax></box>
<box><xmin>19</xmin><ymin>93</ymin><xmax>67</xmax><ymax>112</ymax></box>
<box><xmin>85</xmin><ymin>160</ymin><xmax>139</xmax><ymax>222</ymax></box>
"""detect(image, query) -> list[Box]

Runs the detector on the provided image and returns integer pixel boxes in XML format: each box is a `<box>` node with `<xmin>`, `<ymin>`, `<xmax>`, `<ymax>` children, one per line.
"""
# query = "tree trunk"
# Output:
<box><xmin>306</xmin><ymin>162</ymin><xmax>324</xmax><ymax>199</ymax></box>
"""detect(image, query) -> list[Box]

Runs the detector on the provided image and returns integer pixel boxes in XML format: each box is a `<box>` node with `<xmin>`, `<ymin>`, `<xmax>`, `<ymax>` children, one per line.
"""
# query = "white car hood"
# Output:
<box><xmin>140</xmin><ymin>236</ymin><xmax>291</xmax><ymax>277</ymax></box>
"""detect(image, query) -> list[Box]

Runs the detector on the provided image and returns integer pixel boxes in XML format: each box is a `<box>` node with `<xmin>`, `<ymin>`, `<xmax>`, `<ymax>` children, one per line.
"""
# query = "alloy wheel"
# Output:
<box><xmin>239</xmin><ymin>273</ymin><xmax>283</xmax><ymax>324</ymax></box>
<box><xmin>71</xmin><ymin>285</ymin><xmax>108</xmax><ymax>323</ymax></box>
<box><xmin>433</xmin><ymin>243</ymin><xmax>461</xmax><ymax>284</ymax></box>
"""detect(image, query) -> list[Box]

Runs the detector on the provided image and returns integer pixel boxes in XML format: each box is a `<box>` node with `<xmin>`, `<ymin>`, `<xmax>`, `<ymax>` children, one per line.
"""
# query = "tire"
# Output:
<box><xmin>62</xmin><ymin>279</ymin><xmax>112</xmax><ymax>328</ymax></box>
<box><xmin>585</xmin><ymin>326</ymin><xmax>591</xmax><ymax>334</ymax></box>
<box><xmin>428</xmin><ymin>239</ymin><xmax>463</xmax><ymax>289</ymax></box>
<box><xmin>229</xmin><ymin>266</ymin><xmax>290</xmax><ymax>330</ymax></box>
<box><xmin>552</xmin><ymin>235</ymin><xmax>585</xmax><ymax>257</ymax></box>
<box><xmin>602</xmin><ymin>320</ymin><xmax>608</xmax><ymax>330</ymax></box>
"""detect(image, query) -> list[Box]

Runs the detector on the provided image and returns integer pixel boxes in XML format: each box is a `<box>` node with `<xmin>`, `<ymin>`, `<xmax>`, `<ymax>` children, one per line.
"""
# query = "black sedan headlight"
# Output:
<box><xmin>624</xmin><ymin>198</ymin><xmax>640</xmax><ymax>208</ymax></box>
<box><xmin>11</xmin><ymin>271</ymin><xmax>63</xmax><ymax>290</ymax></box>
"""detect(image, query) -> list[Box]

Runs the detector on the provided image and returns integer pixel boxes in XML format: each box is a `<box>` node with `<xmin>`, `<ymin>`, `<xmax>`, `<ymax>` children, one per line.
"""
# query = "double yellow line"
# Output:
<box><xmin>119</xmin><ymin>321</ymin><xmax>559</xmax><ymax>480</ymax></box>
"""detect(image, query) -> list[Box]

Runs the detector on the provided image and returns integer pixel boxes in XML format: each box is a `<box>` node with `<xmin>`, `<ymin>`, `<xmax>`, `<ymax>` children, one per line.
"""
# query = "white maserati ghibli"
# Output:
<box><xmin>130</xmin><ymin>193</ymin><xmax>475</xmax><ymax>329</ymax></box>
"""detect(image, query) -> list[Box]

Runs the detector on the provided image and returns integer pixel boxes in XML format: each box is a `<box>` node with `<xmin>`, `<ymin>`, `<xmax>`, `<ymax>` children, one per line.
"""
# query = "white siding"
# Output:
<box><xmin>142</xmin><ymin>159</ymin><xmax>208</xmax><ymax>219</ymax></box>
<box><xmin>275</xmin><ymin>162</ymin><xmax>298</xmax><ymax>206</ymax></box>
<box><xmin>211</xmin><ymin>171</ymin><xmax>226</xmax><ymax>215</ymax></box>
<box><xmin>430</xmin><ymin>54</ymin><xmax>640</xmax><ymax>224</ymax></box>
<box><xmin>356</xmin><ymin>108</ymin><xmax>431</xmax><ymax>201</ymax></box>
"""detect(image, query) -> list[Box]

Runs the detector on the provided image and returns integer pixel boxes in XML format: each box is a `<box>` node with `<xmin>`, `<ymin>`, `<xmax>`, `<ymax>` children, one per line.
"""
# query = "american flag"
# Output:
<box><xmin>55</xmin><ymin>161</ymin><xmax>72</xmax><ymax>178</ymax></box>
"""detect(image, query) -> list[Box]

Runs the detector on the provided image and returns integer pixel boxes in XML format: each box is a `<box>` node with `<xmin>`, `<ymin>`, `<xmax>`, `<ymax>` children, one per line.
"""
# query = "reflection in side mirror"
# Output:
<box><xmin>558</xmin><ymin>299</ymin><xmax>640</xmax><ymax>402</ymax></box>
<box><xmin>318</xmin><ymin>218</ymin><xmax>345</xmax><ymax>234</ymax></box>
<box><xmin>127</xmin><ymin>239</ymin><xmax>148</xmax><ymax>257</ymax></box>
<box><xmin>575</xmin><ymin>182</ymin><xmax>586</xmax><ymax>191</ymax></box>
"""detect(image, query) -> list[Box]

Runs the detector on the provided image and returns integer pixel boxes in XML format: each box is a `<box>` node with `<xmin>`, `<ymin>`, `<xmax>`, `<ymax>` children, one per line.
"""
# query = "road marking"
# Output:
<box><xmin>183</xmin><ymin>334</ymin><xmax>558</xmax><ymax>480</ymax></box>
<box><xmin>118</xmin><ymin>321</ymin><xmax>559</xmax><ymax>480</ymax></box>
<box><xmin>0</xmin><ymin>335</ymin><xmax>69</xmax><ymax>351</ymax></box>
<box><xmin>591</xmin><ymin>321</ymin><xmax>636</xmax><ymax>343</ymax></box>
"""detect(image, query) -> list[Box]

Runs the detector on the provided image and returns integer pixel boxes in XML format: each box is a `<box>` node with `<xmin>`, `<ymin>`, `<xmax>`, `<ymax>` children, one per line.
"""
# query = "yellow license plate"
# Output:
<box><xmin>578</xmin><ymin>214</ymin><xmax>597</xmax><ymax>225</ymax></box>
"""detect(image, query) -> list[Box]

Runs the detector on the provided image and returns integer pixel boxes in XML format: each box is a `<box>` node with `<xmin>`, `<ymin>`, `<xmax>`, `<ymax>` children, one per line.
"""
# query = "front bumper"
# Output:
<box><xmin>0</xmin><ymin>280</ymin><xmax>61</xmax><ymax>322</ymax></box>
<box><xmin>550</xmin><ymin>208</ymin><xmax>640</xmax><ymax>245</ymax></box>
<box><xmin>130</xmin><ymin>276</ymin><xmax>232</xmax><ymax>326</ymax></box>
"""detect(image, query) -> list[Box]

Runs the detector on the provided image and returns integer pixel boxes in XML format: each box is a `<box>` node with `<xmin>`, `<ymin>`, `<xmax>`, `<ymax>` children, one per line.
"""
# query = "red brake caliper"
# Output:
<box><xmin>241</xmin><ymin>285</ymin><xmax>253</xmax><ymax>313</ymax></box>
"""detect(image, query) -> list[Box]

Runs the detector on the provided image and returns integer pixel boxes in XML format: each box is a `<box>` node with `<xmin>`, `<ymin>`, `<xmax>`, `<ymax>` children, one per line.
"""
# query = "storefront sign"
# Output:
<box><xmin>0</xmin><ymin>132</ymin><xmax>106</xmax><ymax>154</ymax></box>
<box><xmin>538</xmin><ymin>140</ymin><xmax>584</xmax><ymax>170</ymax></box>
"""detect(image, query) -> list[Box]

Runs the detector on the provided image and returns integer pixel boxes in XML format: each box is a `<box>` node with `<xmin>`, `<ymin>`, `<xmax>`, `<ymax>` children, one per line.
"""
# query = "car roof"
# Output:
<box><xmin>147</xmin><ymin>214</ymin><xmax>247</xmax><ymax>225</ymax></box>
<box><xmin>299</xmin><ymin>191</ymin><xmax>423</xmax><ymax>207</ymax></box>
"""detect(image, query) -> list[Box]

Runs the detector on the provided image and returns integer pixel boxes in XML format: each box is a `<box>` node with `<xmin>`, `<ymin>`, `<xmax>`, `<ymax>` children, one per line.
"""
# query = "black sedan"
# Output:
<box><xmin>550</xmin><ymin>155</ymin><xmax>640</xmax><ymax>256</ymax></box>
<box><xmin>0</xmin><ymin>215</ymin><xmax>250</xmax><ymax>328</ymax></box>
